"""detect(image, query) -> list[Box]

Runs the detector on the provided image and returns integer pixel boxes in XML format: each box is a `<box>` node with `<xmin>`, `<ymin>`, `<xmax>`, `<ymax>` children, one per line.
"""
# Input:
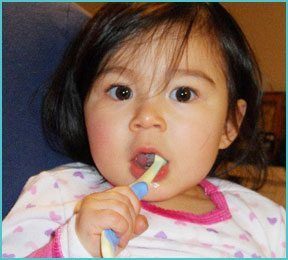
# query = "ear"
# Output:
<box><xmin>219</xmin><ymin>99</ymin><xmax>247</xmax><ymax>149</ymax></box>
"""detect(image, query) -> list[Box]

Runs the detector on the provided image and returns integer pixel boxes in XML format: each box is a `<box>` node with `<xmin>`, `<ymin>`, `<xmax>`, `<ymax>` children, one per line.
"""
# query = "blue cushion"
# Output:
<box><xmin>3</xmin><ymin>3</ymin><xmax>89</xmax><ymax>217</ymax></box>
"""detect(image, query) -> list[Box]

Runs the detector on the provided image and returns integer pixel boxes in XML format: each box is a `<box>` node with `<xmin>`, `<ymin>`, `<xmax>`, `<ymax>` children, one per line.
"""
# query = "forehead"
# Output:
<box><xmin>100</xmin><ymin>24</ymin><xmax>226</xmax><ymax>84</ymax></box>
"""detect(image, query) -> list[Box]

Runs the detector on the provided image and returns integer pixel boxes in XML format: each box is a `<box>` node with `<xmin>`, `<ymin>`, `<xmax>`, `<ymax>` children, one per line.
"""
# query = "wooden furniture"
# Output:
<box><xmin>258</xmin><ymin>166</ymin><xmax>285</xmax><ymax>207</ymax></box>
<box><xmin>225</xmin><ymin>164</ymin><xmax>285</xmax><ymax>207</ymax></box>
<box><xmin>261</xmin><ymin>92</ymin><xmax>285</xmax><ymax>165</ymax></box>
<box><xmin>234</xmin><ymin>92</ymin><xmax>286</xmax><ymax>207</ymax></box>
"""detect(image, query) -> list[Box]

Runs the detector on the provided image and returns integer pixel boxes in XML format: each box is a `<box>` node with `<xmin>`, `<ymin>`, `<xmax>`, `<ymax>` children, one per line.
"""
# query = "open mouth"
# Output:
<box><xmin>130</xmin><ymin>152</ymin><xmax>169</xmax><ymax>181</ymax></box>
<box><xmin>134</xmin><ymin>153</ymin><xmax>155</xmax><ymax>170</ymax></box>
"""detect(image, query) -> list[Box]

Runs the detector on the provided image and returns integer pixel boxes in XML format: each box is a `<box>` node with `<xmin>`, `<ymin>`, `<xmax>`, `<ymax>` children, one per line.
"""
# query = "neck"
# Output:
<box><xmin>150</xmin><ymin>185</ymin><xmax>215</xmax><ymax>215</ymax></box>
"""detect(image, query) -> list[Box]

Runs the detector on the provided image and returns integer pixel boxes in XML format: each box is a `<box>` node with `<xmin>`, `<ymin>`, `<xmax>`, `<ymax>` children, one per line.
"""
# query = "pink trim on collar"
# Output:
<box><xmin>141</xmin><ymin>179</ymin><xmax>231</xmax><ymax>225</ymax></box>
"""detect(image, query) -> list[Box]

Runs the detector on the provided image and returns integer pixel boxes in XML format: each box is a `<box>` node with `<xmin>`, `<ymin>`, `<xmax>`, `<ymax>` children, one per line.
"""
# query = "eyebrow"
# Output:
<box><xmin>174</xmin><ymin>69</ymin><xmax>216</xmax><ymax>86</ymax></box>
<box><xmin>99</xmin><ymin>66</ymin><xmax>135</xmax><ymax>77</ymax></box>
<box><xmin>99</xmin><ymin>66</ymin><xmax>216</xmax><ymax>86</ymax></box>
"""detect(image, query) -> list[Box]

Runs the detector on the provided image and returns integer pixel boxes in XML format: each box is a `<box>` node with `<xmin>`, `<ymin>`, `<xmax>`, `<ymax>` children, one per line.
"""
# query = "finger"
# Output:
<box><xmin>76</xmin><ymin>209</ymin><xmax>129</xmax><ymax>257</ymax></box>
<box><xmin>116</xmin><ymin>214</ymin><xmax>148</xmax><ymax>251</ymax></box>
<box><xmin>88</xmin><ymin>198</ymin><xmax>136</xmax><ymax>233</ymax></box>
<box><xmin>97</xmin><ymin>209</ymin><xmax>130</xmax><ymax>235</ymax></box>
<box><xmin>85</xmin><ymin>186</ymin><xmax>141</xmax><ymax>215</ymax></box>
<box><xmin>133</xmin><ymin>214</ymin><xmax>148</xmax><ymax>236</ymax></box>
<box><xmin>93</xmin><ymin>209</ymin><xmax>131</xmax><ymax>250</ymax></box>
<box><xmin>87</xmin><ymin>190</ymin><xmax>134</xmax><ymax>210</ymax></box>
<box><xmin>112</xmin><ymin>186</ymin><xmax>142</xmax><ymax>214</ymax></box>
<box><xmin>83</xmin><ymin>191</ymin><xmax>137</xmax><ymax>224</ymax></box>
<box><xmin>77</xmin><ymin>188</ymin><xmax>142</xmax><ymax>250</ymax></box>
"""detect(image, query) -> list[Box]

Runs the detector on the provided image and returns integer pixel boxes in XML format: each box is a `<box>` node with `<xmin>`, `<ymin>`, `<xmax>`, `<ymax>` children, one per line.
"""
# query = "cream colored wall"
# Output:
<box><xmin>77</xmin><ymin>3</ymin><xmax>285</xmax><ymax>92</ymax></box>
<box><xmin>222</xmin><ymin>3</ymin><xmax>285</xmax><ymax>92</ymax></box>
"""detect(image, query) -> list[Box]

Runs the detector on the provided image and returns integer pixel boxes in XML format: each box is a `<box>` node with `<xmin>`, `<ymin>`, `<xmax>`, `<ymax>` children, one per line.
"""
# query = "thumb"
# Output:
<box><xmin>133</xmin><ymin>214</ymin><xmax>148</xmax><ymax>236</ymax></box>
<box><xmin>116</xmin><ymin>215</ymin><xmax>148</xmax><ymax>255</ymax></box>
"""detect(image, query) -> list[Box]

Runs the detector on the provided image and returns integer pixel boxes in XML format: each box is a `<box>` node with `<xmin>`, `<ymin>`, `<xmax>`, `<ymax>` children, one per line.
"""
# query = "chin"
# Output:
<box><xmin>144</xmin><ymin>186</ymin><xmax>179</xmax><ymax>201</ymax></box>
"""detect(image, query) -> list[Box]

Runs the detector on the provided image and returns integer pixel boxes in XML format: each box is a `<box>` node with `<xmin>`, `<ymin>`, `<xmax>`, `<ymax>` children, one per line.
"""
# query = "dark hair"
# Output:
<box><xmin>42</xmin><ymin>3</ymin><xmax>267</xmax><ymax>189</ymax></box>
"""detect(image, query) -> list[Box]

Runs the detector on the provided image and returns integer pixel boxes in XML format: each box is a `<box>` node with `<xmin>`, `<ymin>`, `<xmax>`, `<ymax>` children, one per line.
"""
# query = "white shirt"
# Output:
<box><xmin>2</xmin><ymin>163</ymin><xmax>286</xmax><ymax>257</ymax></box>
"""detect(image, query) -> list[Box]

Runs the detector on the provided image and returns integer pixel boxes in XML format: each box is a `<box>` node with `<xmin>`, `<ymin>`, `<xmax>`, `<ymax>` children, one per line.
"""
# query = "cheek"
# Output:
<box><xmin>172</xmin><ymin>116</ymin><xmax>225</xmax><ymax>170</ymax></box>
<box><xmin>85</xmin><ymin>112</ymin><xmax>130</xmax><ymax>183</ymax></box>
<box><xmin>85</xmin><ymin>116</ymin><xmax>119</xmax><ymax>165</ymax></box>
<box><xmin>87</xmin><ymin>121</ymin><xmax>111</xmax><ymax>150</ymax></box>
<box><xmin>177</xmin><ymin>118</ymin><xmax>224</xmax><ymax>149</ymax></box>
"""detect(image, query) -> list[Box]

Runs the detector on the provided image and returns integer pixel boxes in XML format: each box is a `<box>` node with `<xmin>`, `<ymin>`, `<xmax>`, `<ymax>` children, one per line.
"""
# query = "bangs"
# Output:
<box><xmin>43</xmin><ymin>3</ymin><xmax>266</xmax><ymax>187</ymax></box>
<box><xmin>90</xmin><ymin>6</ymin><xmax>221</xmax><ymax>98</ymax></box>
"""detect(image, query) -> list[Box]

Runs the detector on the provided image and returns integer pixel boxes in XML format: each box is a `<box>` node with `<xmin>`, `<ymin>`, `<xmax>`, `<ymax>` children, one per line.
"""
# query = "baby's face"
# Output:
<box><xmin>84</xmin><ymin>29</ymin><xmax>234</xmax><ymax>201</ymax></box>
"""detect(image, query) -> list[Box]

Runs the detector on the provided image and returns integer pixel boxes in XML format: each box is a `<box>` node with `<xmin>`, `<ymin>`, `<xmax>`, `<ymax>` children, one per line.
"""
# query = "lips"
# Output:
<box><xmin>130</xmin><ymin>148</ymin><xmax>169</xmax><ymax>182</ymax></box>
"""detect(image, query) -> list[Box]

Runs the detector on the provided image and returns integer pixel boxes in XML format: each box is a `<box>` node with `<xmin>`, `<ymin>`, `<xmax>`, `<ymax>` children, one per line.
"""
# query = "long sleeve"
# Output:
<box><xmin>2</xmin><ymin>163</ymin><xmax>109</xmax><ymax>258</ymax></box>
<box><xmin>2</xmin><ymin>171</ymin><xmax>67</xmax><ymax>257</ymax></box>
<box><xmin>26</xmin><ymin>216</ymin><xmax>92</xmax><ymax>258</ymax></box>
<box><xmin>3</xmin><ymin>165</ymin><xmax>285</xmax><ymax>258</ymax></box>
<box><xmin>27</xmin><ymin>227</ymin><xmax>63</xmax><ymax>258</ymax></box>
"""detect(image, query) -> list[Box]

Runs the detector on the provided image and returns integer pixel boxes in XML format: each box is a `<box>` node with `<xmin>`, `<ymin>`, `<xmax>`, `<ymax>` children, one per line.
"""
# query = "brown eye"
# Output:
<box><xmin>107</xmin><ymin>84</ymin><xmax>133</xmax><ymax>100</ymax></box>
<box><xmin>170</xmin><ymin>87</ymin><xmax>196</xmax><ymax>102</ymax></box>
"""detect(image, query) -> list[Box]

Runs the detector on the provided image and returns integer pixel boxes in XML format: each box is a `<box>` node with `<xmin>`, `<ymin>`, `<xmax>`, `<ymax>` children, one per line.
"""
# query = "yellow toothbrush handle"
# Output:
<box><xmin>101</xmin><ymin>155</ymin><xmax>167</xmax><ymax>257</ymax></box>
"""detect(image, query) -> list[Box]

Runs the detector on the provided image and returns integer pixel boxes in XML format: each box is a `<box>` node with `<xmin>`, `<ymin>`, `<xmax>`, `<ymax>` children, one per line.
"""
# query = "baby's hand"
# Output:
<box><xmin>75</xmin><ymin>186</ymin><xmax>148</xmax><ymax>257</ymax></box>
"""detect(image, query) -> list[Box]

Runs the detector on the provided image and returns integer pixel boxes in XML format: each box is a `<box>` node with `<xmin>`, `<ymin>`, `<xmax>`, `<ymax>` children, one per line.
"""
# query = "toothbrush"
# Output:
<box><xmin>101</xmin><ymin>154</ymin><xmax>167</xmax><ymax>258</ymax></box>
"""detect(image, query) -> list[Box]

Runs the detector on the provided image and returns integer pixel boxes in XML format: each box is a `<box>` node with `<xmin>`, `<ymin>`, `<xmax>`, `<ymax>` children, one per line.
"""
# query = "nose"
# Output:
<box><xmin>129</xmin><ymin>101</ymin><xmax>167</xmax><ymax>132</ymax></box>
